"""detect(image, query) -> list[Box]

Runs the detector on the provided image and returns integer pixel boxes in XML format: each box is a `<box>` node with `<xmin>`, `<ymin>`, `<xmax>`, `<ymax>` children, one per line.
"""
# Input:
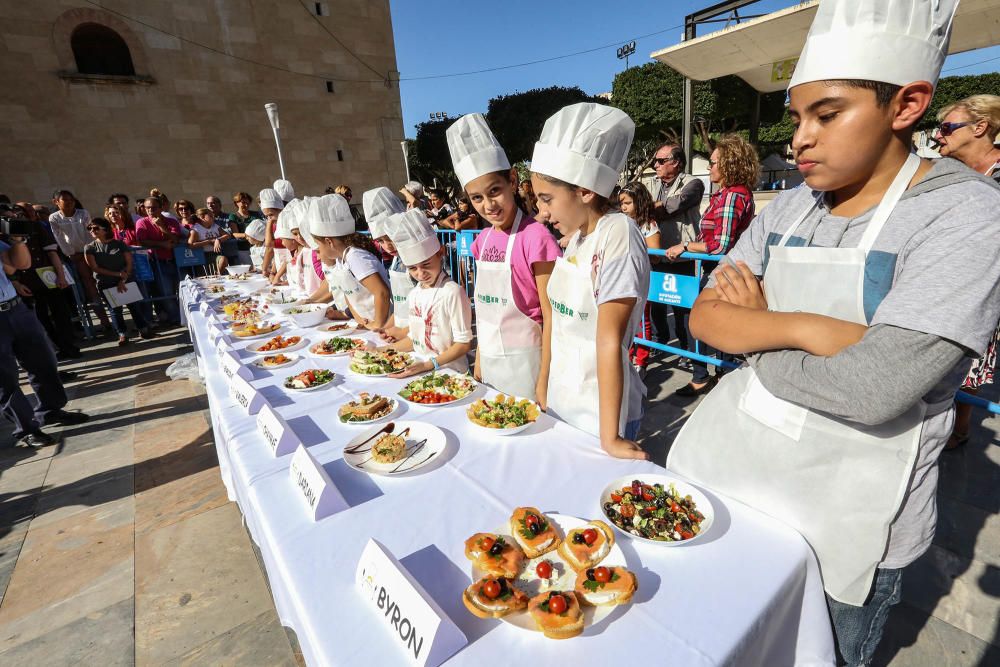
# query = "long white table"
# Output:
<box><xmin>182</xmin><ymin>278</ymin><xmax>836</xmax><ymax>666</ymax></box>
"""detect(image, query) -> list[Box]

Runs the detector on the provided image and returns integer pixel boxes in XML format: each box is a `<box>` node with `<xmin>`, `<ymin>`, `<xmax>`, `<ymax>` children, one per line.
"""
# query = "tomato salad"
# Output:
<box><xmin>602</xmin><ymin>480</ymin><xmax>706</xmax><ymax>542</ymax></box>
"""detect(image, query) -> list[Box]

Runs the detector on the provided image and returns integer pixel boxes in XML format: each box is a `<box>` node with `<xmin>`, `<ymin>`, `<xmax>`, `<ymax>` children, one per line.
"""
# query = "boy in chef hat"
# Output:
<box><xmin>363</xmin><ymin>187</ymin><xmax>414</xmax><ymax>341</ymax></box>
<box><xmin>529</xmin><ymin>102</ymin><xmax>650</xmax><ymax>460</ymax></box>
<box><xmin>380</xmin><ymin>209</ymin><xmax>472</xmax><ymax>376</ymax></box>
<box><xmin>448</xmin><ymin>113</ymin><xmax>561</xmax><ymax>402</ymax></box>
<box><xmin>302</xmin><ymin>194</ymin><xmax>392</xmax><ymax>330</ymax></box>
<box><xmin>244</xmin><ymin>219</ymin><xmax>267</xmax><ymax>272</ymax></box>
<box><xmin>668</xmin><ymin>0</ymin><xmax>1000</xmax><ymax>662</ymax></box>
<box><xmin>258</xmin><ymin>188</ymin><xmax>284</xmax><ymax>277</ymax></box>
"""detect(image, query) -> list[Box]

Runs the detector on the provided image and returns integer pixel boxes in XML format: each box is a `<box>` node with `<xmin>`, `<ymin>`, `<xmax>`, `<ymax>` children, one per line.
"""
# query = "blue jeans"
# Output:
<box><xmin>151</xmin><ymin>258</ymin><xmax>180</xmax><ymax>324</ymax></box>
<box><xmin>827</xmin><ymin>567</ymin><xmax>902</xmax><ymax>666</ymax></box>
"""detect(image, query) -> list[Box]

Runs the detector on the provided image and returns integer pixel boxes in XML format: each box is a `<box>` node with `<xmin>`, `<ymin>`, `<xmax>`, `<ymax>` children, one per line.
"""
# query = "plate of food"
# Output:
<box><xmin>466</xmin><ymin>394</ymin><xmax>541</xmax><ymax>434</ymax></box>
<box><xmin>463</xmin><ymin>511</ymin><xmax>636</xmax><ymax>638</ymax></box>
<box><xmin>285</xmin><ymin>306</ymin><xmax>327</xmax><ymax>328</ymax></box>
<box><xmin>323</xmin><ymin>321</ymin><xmax>359</xmax><ymax>335</ymax></box>
<box><xmin>309</xmin><ymin>337</ymin><xmax>368</xmax><ymax>357</ymax></box>
<box><xmin>231</xmin><ymin>321</ymin><xmax>281</xmax><ymax>339</ymax></box>
<box><xmin>226</xmin><ymin>265</ymin><xmax>251</xmax><ymax>276</ymax></box>
<box><xmin>348</xmin><ymin>349</ymin><xmax>413</xmax><ymax>377</ymax></box>
<box><xmin>398</xmin><ymin>372</ymin><xmax>478</xmax><ymax>406</ymax></box>
<box><xmin>600</xmin><ymin>475</ymin><xmax>713</xmax><ymax>546</ymax></box>
<box><xmin>282</xmin><ymin>368</ymin><xmax>336</xmax><ymax>392</ymax></box>
<box><xmin>246</xmin><ymin>335</ymin><xmax>307</xmax><ymax>355</ymax></box>
<box><xmin>337</xmin><ymin>392</ymin><xmax>399</xmax><ymax>425</ymax></box>
<box><xmin>341</xmin><ymin>421</ymin><xmax>445</xmax><ymax>475</ymax></box>
<box><xmin>252</xmin><ymin>353</ymin><xmax>299</xmax><ymax>370</ymax></box>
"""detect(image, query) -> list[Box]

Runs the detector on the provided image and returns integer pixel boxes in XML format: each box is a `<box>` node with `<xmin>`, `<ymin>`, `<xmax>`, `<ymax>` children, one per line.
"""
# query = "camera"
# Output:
<box><xmin>0</xmin><ymin>204</ymin><xmax>35</xmax><ymax>238</ymax></box>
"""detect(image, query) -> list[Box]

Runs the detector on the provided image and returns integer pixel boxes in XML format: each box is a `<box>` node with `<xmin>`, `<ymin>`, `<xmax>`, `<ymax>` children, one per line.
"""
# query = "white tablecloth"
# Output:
<box><xmin>181</xmin><ymin>279</ymin><xmax>835</xmax><ymax>666</ymax></box>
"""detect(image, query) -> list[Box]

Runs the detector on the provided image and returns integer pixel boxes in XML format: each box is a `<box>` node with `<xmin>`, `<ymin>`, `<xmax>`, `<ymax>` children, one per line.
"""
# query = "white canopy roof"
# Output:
<box><xmin>651</xmin><ymin>0</ymin><xmax>1000</xmax><ymax>92</ymax></box>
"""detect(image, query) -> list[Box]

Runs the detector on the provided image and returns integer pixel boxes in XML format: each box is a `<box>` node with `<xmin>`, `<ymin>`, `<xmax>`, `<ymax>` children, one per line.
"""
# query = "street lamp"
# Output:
<box><xmin>264</xmin><ymin>102</ymin><xmax>286</xmax><ymax>181</ymax></box>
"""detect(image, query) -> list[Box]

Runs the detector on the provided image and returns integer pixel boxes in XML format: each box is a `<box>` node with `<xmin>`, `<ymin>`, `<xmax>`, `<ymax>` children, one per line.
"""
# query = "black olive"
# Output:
<box><xmin>603</xmin><ymin>502</ymin><xmax>614</xmax><ymax>513</ymax></box>
<box><xmin>621</xmin><ymin>516</ymin><xmax>633</xmax><ymax>527</ymax></box>
<box><xmin>631</xmin><ymin>479</ymin><xmax>642</xmax><ymax>487</ymax></box>
<box><xmin>489</xmin><ymin>542</ymin><xmax>503</xmax><ymax>556</ymax></box>
<box><xmin>572</xmin><ymin>532</ymin><xmax>585</xmax><ymax>544</ymax></box>
<box><xmin>586</xmin><ymin>568</ymin><xmax>596</xmax><ymax>581</ymax></box>
<box><xmin>606</xmin><ymin>508</ymin><xmax>618</xmax><ymax>519</ymax></box>
<box><xmin>497</xmin><ymin>578</ymin><xmax>508</xmax><ymax>593</ymax></box>
<box><xmin>548</xmin><ymin>590</ymin><xmax>558</xmax><ymax>600</ymax></box>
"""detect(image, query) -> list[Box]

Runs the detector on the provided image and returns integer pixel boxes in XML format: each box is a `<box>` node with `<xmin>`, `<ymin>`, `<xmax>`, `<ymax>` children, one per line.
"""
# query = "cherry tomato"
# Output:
<box><xmin>479</xmin><ymin>536</ymin><xmax>495</xmax><ymax>552</ymax></box>
<box><xmin>548</xmin><ymin>594</ymin><xmax>568</xmax><ymax>614</ymax></box>
<box><xmin>680</xmin><ymin>529</ymin><xmax>695</xmax><ymax>540</ymax></box>
<box><xmin>525</xmin><ymin>513</ymin><xmax>539</xmax><ymax>528</ymax></box>
<box><xmin>582</xmin><ymin>528</ymin><xmax>598</xmax><ymax>545</ymax></box>
<box><xmin>610</xmin><ymin>492</ymin><xmax>622</xmax><ymax>503</ymax></box>
<box><xmin>482</xmin><ymin>580</ymin><xmax>501</xmax><ymax>599</ymax></box>
<box><xmin>641</xmin><ymin>488</ymin><xmax>655</xmax><ymax>502</ymax></box>
<box><xmin>535</xmin><ymin>560</ymin><xmax>553</xmax><ymax>579</ymax></box>
<box><xmin>593</xmin><ymin>566</ymin><xmax>611</xmax><ymax>583</ymax></box>
<box><xmin>671</xmin><ymin>502</ymin><xmax>682</xmax><ymax>513</ymax></box>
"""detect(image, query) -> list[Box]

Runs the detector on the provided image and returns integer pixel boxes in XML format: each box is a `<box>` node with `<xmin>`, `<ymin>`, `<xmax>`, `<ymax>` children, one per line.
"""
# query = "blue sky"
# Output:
<box><xmin>388</xmin><ymin>0</ymin><xmax>1000</xmax><ymax>138</ymax></box>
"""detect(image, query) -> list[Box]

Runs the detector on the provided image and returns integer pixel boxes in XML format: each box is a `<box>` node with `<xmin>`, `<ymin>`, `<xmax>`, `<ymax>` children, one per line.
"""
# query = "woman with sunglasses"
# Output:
<box><xmin>935</xmin><ymin>95</ymin><xmax>1000</xmax><ymax>449</ymax></box>
<box><xmin>173</xmin><ymin>200</ymin><xmax>199</xmax><ymax>231</ymax></box>
<box><xmin>83</xmin><ymin>217</ymin><xmax>153</xmax><ymax>345</ymax></box>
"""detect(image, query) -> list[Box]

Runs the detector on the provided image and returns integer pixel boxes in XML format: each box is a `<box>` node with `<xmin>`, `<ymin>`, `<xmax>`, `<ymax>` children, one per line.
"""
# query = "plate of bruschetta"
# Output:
<box><xmin>463</xmin><ymin>509</ymin><xmax>637</xmax><ymax>638</ymax></box>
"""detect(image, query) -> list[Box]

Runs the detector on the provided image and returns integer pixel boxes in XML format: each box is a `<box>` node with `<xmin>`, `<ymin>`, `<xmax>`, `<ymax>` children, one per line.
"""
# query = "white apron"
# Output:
<box><xmin>324</xmin><ymin>247</ymin><xmax>384</xmax><ymax>323</ymax></box>
<box><xmin>284</xmin><ymin>249</ymin><xmax>302</xmax><ymax>293</ymax></box>
<box><xmin>474</xmin><ymin>211</ymin><xmax>543</xmax><ymax>399</ymax></box>
<box><xmin>545</xmin><ymin>223</ymin><xmax>632</xmax><ymax>438</ymax></box>
<box><xmin>273</xmin><ymin>247</ymin><xmax>292</xmax><ymax>273</ymax></box>
<box><xmin>249</xmin><ymin>245</ymin><xmax>265</xmax><ymax>271</ymax></box>
<box><xmin>408</xmin><ymin>272</ymin><xmax>469</xmax><ymax>373</ymax></box>
<box><xmin>299</xmin><ymin>248</ymin><xmax>324</xmax><ymax>297</ymax></box>
<box><xmin>667</xmin><ymin>153</ymin><xmax>931</xmax><ymax>605</ymax></box>
<box><xmin>389</xmin><ymin>257</ymin><xmax>416</xmax><ymax>327</ymax></box>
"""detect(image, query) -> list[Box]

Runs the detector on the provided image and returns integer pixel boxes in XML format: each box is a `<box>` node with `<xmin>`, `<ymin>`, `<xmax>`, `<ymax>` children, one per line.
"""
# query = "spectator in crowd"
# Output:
<box><xmin>333</xmin><ymin>185</ymin><xmax>353</xmax><ymax>202</ymax></box>
<box><xmin>206</xmin><ymin>196</ymin><xmax>227</xmax><ymax>225</ymax></box>
<box><xmin>135</xmin><ymin>196</ymin><xmax>182</xmax><ymax>326</ymax></box>
<box><xmin>189</xmin><ymin>207</ymin><xmax>231</xmax><ymax>274</ymax></box>
<box><xmin>427</xmin><ymin>188</ymin><xmax>455</xmax><ymax>224</ymax></box>
<box><xmin>650</xmin><ymin>144</ymin><xmax>704</xmax><ymax>360</ymax></box>
<box><xmin>174</xmin><ymin>199</ymin><xmax>199</xmax><ymax>231</ymax></box>
<box><xmin>0</xmin><ymin>220</ymin><xmax>88</xmax><ymax>448</ymax></box>
<box><xmin>9</xmin><ymin>203</ymin><xmax>81</xmax><ymax>359</ymax></box>
<box><xmin>108</xmin><ymin>193</ymin><xmax>139</xmax><ymax>222</ymax></box>
<box><xmin>227</xmin><ymin>191</ymin><xmax>263</xmax><ymax>266</ymax></box>
<box><xmin>935</xmin><ymin>94</ymin><xmax>1000</xmax><ymax>449</ymax></box>
<box><xmin>106</xmin><ymin>203</ymin><xmax>137</xmax><ymax>245</ymax></box>
<box><xmin>84</xmin><ymin>217</ymin><xmax>153</xmax><ymax>344</ymax></box>
<box><xmin>205</xmin><ymin>195</ymin><xmax>238</xmax><ymax>264</ymax></box>
<box><xmin>150</xmin><ymin>188</ymin><xmax>178</xmax><ymax>220</ymax></box>
<box><xmin>48</xmin><ymin>189</ymin><xmax>112</xmax><ymax>331</ymax></box>
<box><xmin>618</xmin><ymin>182</ymin><xmax>661</xmax><ymax>376</ymax></box>
<box><xmin>399</xmin><ymin>181</ymin><xmax>427</xmax><ymax>210</ymax></box>
<box><xmin>666</xmin><ymin>133</ymin><xmax>759</xmax><ymax>397</ymax></box>
<box><xmin>520</xmin><ymin>179</ymin><xmax>539</xmax><ymax>216</ymax></box>
<box><xmin>133</xmin><ymin>199</ymin><xmax>146</xmax><ymax>220</ymax></box>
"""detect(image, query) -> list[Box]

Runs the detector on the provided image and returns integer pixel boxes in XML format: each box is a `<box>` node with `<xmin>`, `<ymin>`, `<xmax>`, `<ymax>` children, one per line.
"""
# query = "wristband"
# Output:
<box><xmin>430</xmin><ymin>357</ymin><xmax>440</xmax><ymax>371</ymax></box>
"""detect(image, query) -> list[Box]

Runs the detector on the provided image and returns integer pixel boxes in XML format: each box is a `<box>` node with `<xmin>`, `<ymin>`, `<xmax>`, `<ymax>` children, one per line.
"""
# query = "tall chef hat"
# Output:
<box><xmin>789</xmin><ymin>0</ymin><xmax>958</xmax><ymax>90</ymax></box>
<box><xmin>363</xmin><ymin>187</ymin><xmax>405</xmax><ymax>238</ymax></box>
<box><xmin>258</xmin><ymin>188</ymin><xmax>284</xmax><ymax>211</ymax></box>
<box><xmin>298</xmin><ymin>194</ymin><xmax>354</xmax><ymax>249</ymax></box>
<box><xmin>275</xmin><ymin>199</ymin><xmax>300</xmax><ymax>241</ymax></box>
<box><xmin>447</xmin><ymin>113</ymin><xmax>511</xmax><ymax>188</ymax></box>
<box><xmin>530</xmin><ymin>103</ymin><xmax>634</xmax><ymax>198</ymax></box>
<box><xmin>245</xmin><ymin>219</ymin><xmax>267</xmax><ymax>242</ymax></box>
<box><xmin>391</xmin><ymin>209</ymin><xmax>441</xmax><ymax>267</ymax></box>
<box><xmin>273</xmin><ymin>179</ymin><xmax>295</xmax><ymax>202</ymax></box>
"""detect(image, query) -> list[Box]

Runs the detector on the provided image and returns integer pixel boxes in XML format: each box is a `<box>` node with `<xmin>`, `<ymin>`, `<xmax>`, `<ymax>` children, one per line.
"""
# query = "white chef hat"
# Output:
<box><xmin>275</xmin><ymin>200</ymin><xmax>298</xmax><ymax>241</ymax></box>
<box><xmin>273</xmin><ymin>179</ymin><xmax>295</xmax><ymax>202</ymax></box>
<box><xmin>298</xmin><ymin>194</ymin><xmax>354</xmax><ymax>249</ymax></box>
<box><xmin>400</xmin><ymin>180</ymin><xmax>424</xmax><ymax>198</ymax></box>
<box><xmin>245</xmin><ymin>219</ymin><xmax>267</xmax><ymax>242</ymax></box>
<box><xmin>530</xmin><ymin>103</ymin><xmax>634</xmax><ymax>198</ymax></box>
<box><xmin>789</xmin><ymin>0</ymin><xmax>958</xmax><ymax>90</ymax></box>
<box><xmin>258</xmin><ymin>188</ymin><xmax>284</xmax><ymax>211</ymax></box>
<box><xmin>363</xmin><ymin>187</ymin><xmax>405</xmax><ymax>238</ymax></box>
<box><xmin>447</xmin><ymin>114</ymin><xmax>511</xmax><ymax>188</ymax></box>
<box><xmin>392</xmin><ymin>209</ymin><xmax>441</xmax><ymax>267</ymax></box>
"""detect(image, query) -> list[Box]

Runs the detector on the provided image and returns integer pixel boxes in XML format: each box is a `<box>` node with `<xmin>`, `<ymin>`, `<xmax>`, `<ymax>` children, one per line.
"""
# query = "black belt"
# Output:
<box><xmin>0</xmin><ymin>296</ymin><xmax>22</xmax><ymax>312</ymax></box>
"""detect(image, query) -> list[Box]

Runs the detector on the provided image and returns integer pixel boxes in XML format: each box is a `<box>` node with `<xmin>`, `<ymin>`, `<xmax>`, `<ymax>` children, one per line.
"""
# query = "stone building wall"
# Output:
<box><xmin>0</xmin><ymin>0</ymin><xmax>406</xmax><ymax>213</ymax></box>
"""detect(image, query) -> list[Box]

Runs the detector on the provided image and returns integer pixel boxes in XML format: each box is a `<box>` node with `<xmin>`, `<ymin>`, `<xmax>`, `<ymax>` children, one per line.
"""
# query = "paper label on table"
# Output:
<box><xmin>221</xmin><ymin>350</ymin><xmax>253</xmax><ymax>382</ymax></box>
<box><xmin>228</xmin><ymin>373</ymin><xmax>267</xmax><ymax>415</ymax></box>
<box><xmin>288</xmin><ymin>445</ymin><xmax>348</xmax><ymax>520</ymax></box>
<box><xmin>199</xmin><ymin>301</ymin><xmax>210</xmax><ymax>315</ymax></box>
<box><xmin>256</xmin><ymin>404</ymin><xmax>300</xmax><ymax>457</ymax></box>
<box><xmin>356</xmin><ymin>539</ymin><xmax>467</xmax><ymax>667</ymax></box>
<box><xmin>216</xmin><ymin>336</ymin><xmax>231</xmax><ymax>356</ymax></box>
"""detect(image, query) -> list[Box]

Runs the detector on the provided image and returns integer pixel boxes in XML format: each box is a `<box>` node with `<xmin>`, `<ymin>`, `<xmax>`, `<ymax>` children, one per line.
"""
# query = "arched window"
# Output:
<box><xmin>71</xmin><ymin>23</ymin><xmax>135</xmax><ymax>76</ymax></box>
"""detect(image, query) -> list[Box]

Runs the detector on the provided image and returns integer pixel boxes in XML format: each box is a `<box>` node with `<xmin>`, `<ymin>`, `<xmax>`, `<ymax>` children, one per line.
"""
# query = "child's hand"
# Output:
<box><xmin>714</xmin><ymin>261</ymin><xmax>767</xmax><ymax>310</ymax></box>
<box><xmin>377</xmin><ymin>328</ymin><xmax>397</xmax><ymax>343</ymax></box>
<box><xmin>601</xmin><ymin>437</ymin><xmax>648</xmax><ymax>461</ymax></box>
<box><xmin>389</xmin><ymin>360</ymin><xmax>431</xmax><ymax>379</ymax></box>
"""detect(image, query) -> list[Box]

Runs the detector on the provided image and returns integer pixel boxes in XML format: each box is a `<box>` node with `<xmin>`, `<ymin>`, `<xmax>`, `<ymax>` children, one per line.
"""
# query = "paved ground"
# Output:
<box><xmin>0</xmin><ymin>332</ymin><xmax>996</xmax><ymax>665</ymax></box>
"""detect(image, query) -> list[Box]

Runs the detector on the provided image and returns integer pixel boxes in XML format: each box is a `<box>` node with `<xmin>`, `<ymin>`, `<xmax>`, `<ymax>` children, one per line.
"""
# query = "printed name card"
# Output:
<box><xmin>209</xmin><ymin>326</ymin><xmax>231</xmax><ymax>346</ymax></box>
<box><xmin>256</xmin><ymin>404</ymin><xmax>300</xmax><ymax>457</ymax></box>
<box><xmin>228</xmin><ymin>373</ymin><xmax>267</xmax><ymax>415</ymax></box>
<box><xmin>199</xmin><ymin>301</ymin><xmax>210</xmax><ymax>315</ymax></box>
<box><xmin>220</xmin><ymin>350</ymin><xmax>253</xmax><ymax>382</ymax></box>
<box><xmin>356</xmin><ymin>539</ymin><xmax>467</xmax><ymax>667</ymax></box>
<box><xmin>288</xmin><ymin>445</ymin><xmax>348</xmax><ymax>520</ymax></box>
<box><xmin>216</xmin><ymin>336</ymin><xmax>231</xmax><ymax>357</ymax></box>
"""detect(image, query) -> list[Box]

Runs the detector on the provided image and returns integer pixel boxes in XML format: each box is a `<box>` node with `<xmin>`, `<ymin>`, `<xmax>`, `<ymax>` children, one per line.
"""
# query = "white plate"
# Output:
<box><xmin>308</xmin><ymin>338</ymin><xmax>368</xmax><ymax>358</ymax></box>
<box><xmin>337</xmin><ymin>396</ymin><xmax>401</xmax><ymax>426</ymax></box>
<box><xmin>599</xmin><ymin>475</ymin><xmax>714</xmax><ymax>547</ymax></box>
<box><xmin>398</xmin><ymin>372</ymin><xmax>479</xmax><ymax>408</ymax></box>
<box><xmin>347</xmin><ymin>355</ymin><xmax>414</xmax><ymax>378</ymax></box>
<box><xmin>282</xmin><ymin>369</ymin><xmax>337</xmax><ymax>392</ymax></box>
<box><xmin>342</xmin><ymin>421</ymin><xmax>445</xmax><ymax>475</ymax></box>
<box><xmin>465</xmin><ymin>395</ymin><xmax>541</xmax><ymax>435</ymax></box>
<box><xmin>470</xmin><ymin>513</ymin><xmax>630</xmax><ymax>632</ymax></box>
<box><xmin>245</xmin><ymin>336</ymin><xmax>309</xmax><ymax>355</ymax></box>
<box><xmin>251</xmin><ymin>353</ymin><xmax>301</xmax><ymax>370</ymax></box>
<box><xmin>321</xmin><ymin>323</ymin><xmax>360</xmax><ymax>336</ymax></box>
<box><xmin>229</xmin><ymin>324</ymin><xmax>283</xmax><ymax>340</ymax></box>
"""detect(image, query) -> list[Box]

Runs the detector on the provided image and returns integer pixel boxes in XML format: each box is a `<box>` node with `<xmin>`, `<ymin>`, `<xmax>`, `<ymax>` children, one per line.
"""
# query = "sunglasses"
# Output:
<box><xmin>937</xmin><ymin>121</ymin><xmax>974</xmax><ymax>137</ymax></box>
<box><xmin>87</xmin><ymin>225</ymin><xmax>103</xmax><ymax>231</ymax></box>
<box><xmin>177</xmin><ymin>206</ymin><xmax>192</xmax><ymax>211</ymax></box>
<box><xmin>653</xmin><ymin>157</ymin><xmax>678</xmax><ymax>166</ymax></box>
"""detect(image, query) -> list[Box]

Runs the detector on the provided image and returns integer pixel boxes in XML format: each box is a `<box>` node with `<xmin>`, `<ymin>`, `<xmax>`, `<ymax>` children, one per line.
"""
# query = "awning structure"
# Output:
<box><xmin>651</xmin><ymin>0</ymin><xmax>1000</xmax><ymax>92</ymax></box>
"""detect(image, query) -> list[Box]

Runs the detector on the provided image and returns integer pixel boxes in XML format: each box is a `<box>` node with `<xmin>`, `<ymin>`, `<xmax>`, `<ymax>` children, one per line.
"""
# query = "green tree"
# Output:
<box><xmin>411</xmin><ymin>119</ymin><xmax>461</xmax><ymax>192</ymax></box>
<box><xmin>486</xmin><ymin>86</ymin><xmax>602</xmax><ymax>164</ymax></box>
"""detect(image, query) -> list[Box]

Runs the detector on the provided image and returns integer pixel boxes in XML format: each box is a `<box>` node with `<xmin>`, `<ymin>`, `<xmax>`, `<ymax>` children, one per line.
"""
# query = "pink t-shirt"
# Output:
<box><xmin>135</xmin><ymin>216</ymin><xmax>184</xmax><ymax>261</ymax></box>
<box><xmin>471</xmin><ymin>216</ymin><xmax>562</xmax><ymax>324</ymax></box>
